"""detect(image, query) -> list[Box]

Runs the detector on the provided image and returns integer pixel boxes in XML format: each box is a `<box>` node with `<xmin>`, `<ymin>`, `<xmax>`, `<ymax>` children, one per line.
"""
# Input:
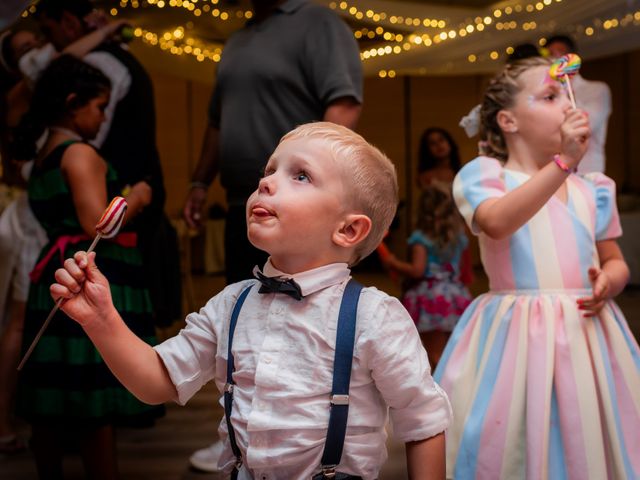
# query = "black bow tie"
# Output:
<box><xmin>255</xmin><ymin>270</ymin><xmax>303</xmax><ymax>301</ymax></box>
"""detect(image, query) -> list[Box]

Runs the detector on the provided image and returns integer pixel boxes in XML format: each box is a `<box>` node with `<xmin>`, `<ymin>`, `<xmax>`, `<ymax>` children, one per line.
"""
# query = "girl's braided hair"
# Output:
<box><xmin>479</xmin><ymin>56</ymin><xmax>551</xmax><ymax>161</ymax></box>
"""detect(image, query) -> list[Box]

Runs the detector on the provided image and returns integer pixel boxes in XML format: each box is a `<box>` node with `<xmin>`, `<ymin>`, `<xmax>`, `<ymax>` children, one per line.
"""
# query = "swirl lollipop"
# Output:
<box><xmin>549</xmin><ymin>53</ymin><xmax>581</xmax><ymax>108</ymax></box>
<box><xmin>18</xmin><ymin>197</ymin><xmax>128</xmax><ymax>370</ymax></box>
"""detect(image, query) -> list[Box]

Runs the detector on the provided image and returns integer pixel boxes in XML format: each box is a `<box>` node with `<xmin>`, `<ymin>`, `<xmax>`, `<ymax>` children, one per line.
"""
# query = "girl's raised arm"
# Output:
<box><xmin>474</xmin><ymin>109</ymin><xmax>589</xmax><ymax>239</ymax></box>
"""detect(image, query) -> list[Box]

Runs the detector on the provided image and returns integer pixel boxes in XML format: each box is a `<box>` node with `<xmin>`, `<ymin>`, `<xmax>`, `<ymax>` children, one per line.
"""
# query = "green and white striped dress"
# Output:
<box><xmin>18</xmin><ymin>141</ymin><xmax>164</xmax><ymax>426</ymax></box>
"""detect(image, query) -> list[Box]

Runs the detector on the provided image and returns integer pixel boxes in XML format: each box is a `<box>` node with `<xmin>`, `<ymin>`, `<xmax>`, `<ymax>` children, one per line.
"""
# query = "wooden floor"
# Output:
<box><xmin>2</xmin><ymin>270</ymin><xmax>640</xmax><ymax>479</ymax></box>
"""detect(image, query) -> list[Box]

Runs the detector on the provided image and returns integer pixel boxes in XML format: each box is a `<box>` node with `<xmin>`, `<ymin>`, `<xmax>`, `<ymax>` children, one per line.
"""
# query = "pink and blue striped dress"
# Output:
<box><xmin>434</xmin><ymin>156</ymin><xmax>640</xmax><ymax>479</ymax></box>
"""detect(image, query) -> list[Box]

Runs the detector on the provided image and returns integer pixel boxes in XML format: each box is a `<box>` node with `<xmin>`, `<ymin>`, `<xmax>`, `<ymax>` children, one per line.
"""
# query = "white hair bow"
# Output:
<box><xmin>459</xmin><ymin>104</ymin><xmax>481</xmax><ymax>138</ymax></box>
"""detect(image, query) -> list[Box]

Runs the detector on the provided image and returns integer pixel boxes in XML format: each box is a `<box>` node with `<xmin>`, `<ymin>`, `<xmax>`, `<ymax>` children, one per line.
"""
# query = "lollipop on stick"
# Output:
<box><xmin>549</xmin><ymin>53</ymin><xmax>581</xmax><ymax>109</ymax></box>
<box><xmin>18</xmin><ymin>197</ymin><xmax>128</xmax><ymax>370</ymax></box>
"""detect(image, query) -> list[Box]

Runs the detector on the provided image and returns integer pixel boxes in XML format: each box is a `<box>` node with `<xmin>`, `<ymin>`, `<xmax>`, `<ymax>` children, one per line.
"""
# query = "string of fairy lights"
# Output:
<box><xmin>354</xmin><ymin>0</ymin><xmax>564</xmax><ymax>63</ymax></box>
<box><xmin>19</xmin><ymin>1</ymin><xmax>640</xmax><ymax>75</ymax></box>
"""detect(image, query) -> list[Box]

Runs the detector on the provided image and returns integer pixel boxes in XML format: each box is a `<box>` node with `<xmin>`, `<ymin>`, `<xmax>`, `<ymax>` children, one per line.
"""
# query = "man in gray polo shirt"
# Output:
<box><xmin>183</xmin><ymin>0</ymin><xmax>362</xmax><ymax>471</ymax></box>
<box><xmin>184</xmin><ymin>0</ymin><xmax>362</xmax><ymax>285</ymax></box>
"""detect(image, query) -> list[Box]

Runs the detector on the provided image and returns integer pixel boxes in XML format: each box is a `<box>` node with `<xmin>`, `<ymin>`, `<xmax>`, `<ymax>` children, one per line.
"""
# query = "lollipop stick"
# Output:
<box><xmin>566</xmin><ymin>77</ymin><xmax>577</xmax><ymax>109</ymax></box>
<box><xmin>17</xmin><ymin>297</ymin><xmax>63</xmax><ymax>371</ymax></box>
<box><xmin>86</xmin><ymin>233</ymin><xmax>102</xmax><ymax>255</ymax></box>
<box><xmin>17</xmin><ymin>233</ymin><xmax>103</xmax><ymax>371</ymax></box>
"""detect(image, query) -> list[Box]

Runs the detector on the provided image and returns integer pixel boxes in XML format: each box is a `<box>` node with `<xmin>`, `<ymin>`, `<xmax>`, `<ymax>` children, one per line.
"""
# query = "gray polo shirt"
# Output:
<box><xmin>209</xmin><ymin>0</ymin><xmax>363</xmax><ymax>203</ymax></box>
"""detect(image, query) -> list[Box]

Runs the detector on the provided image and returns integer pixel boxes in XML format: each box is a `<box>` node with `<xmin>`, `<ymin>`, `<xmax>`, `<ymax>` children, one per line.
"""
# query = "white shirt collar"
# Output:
<box><xmin>256</xmin><ymin>259</ymin><xmax>351</xmax><ymax>297</ymax></box>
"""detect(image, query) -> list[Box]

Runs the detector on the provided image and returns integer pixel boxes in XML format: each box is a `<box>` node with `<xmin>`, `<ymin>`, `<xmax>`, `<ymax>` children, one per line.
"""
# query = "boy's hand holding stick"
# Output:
<box><xmin>17</xmin><ymin>197</ymin><xmax>128</xmax><ymax>370</ymax></box>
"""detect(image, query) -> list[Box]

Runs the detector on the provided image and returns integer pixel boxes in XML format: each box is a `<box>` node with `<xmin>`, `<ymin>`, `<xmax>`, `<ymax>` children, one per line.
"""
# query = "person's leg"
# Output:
<box><xmin>420</xmin><ymin>331</ymin><xmax>451</xmax><ymax>370</ymax></box>
<box><xmin>79</xmin><ymin>424</ymin><xmax>118</xmax><ymax>480</ymax></box>
<box><xmin>30</xmin><ymin>424</ymin><xmax>64</xmax><ymax>480</ymax></box>
<box><xmin>224</xmin><ymin>204</ymin><xmax>268</xmax><ymax>284</ymax></box>
<box><xmin>0</xmin><ymin>300</ymin><xmax>26</xmax><ymax>440</ymax></box>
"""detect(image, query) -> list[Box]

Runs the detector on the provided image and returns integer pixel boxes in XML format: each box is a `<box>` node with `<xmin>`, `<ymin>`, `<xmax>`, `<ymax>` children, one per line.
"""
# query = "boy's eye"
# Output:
<box><xmin>262</xmin><ymin>167</ymin><xmax>275</xmax><ymax>177</ymax></box>
<box><xmin>544</xmin><ymin>93</ymin><xmax>556</xmax><ymax>101</ymax></box>
<box><xmin>294</xmin><ymin>171</ymin><xmax>310</xmax><ymax>182</ymax></box>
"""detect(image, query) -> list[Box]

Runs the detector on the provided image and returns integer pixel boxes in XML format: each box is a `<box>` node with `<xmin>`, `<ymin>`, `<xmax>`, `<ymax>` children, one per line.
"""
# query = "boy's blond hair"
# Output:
<box><xmin>281</xmin><ymin>122</ymin><xmax>398</xmax><ymax>265</ymax></box>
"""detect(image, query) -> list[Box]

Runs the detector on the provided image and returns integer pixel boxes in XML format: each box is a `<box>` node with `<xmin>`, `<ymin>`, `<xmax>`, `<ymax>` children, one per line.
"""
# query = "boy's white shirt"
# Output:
<box><xmin>155</xmin><ymin>259</ymin><xmax>451</xmax><ymax>479</ymax></box>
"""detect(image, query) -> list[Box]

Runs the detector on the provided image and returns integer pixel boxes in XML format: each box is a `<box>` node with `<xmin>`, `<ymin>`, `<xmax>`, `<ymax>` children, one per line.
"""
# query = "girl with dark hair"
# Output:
<box><xmin>0</xmin><ymin>21</ymin><xmax>129</xmax><ymax>457</ymax></box>
<box><xmin>417</xmin><ymin>127</ymin><xmax>461</xmax><ymax>188</ymax></box>
<box><xmin>13</xmin><ymin>55</ymin><xmax>162</xmax><ymax>479</ymax></box>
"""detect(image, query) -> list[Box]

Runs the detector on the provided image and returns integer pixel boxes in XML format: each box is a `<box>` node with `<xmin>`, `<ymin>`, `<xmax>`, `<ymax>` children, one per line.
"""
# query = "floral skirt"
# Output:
<box><xmin>402</xmin><ymin>277</ymin><xmax>472</xmax><ymax>333</ymax></box>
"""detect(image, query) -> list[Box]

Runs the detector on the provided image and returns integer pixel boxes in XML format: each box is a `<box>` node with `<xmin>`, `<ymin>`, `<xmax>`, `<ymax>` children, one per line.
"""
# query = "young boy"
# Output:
<box><xmin>52</xmin><ymin>123</ymin><xmax>451</xmax><ymax>479</ymax></box>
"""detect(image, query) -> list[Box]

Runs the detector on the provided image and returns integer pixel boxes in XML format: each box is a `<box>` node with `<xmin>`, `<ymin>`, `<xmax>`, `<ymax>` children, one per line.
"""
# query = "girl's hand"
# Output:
<box><xmin>577</xmin><ymin>266</ymin><xmax>610</xmax><ymax>317</ymax></box>
<box><xmin>51</xmin><ymin>251</ymin><xmax>115</xmax><ymax>326</ymax></box>
<box><xmin>130</xmin><ymin>180</ymin><xmax>152</xmax><ymax>207</ymax></box>
<box><xmin>560</xmin><ymin>108</ymin><xmax>590</xmax><ymax>169</ymax></box>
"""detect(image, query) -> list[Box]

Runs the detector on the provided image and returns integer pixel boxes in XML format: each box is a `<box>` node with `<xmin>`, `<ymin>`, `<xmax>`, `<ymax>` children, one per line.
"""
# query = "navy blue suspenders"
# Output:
<box><xmin>224</xmin><ymin>285</ymin><xmax>252</xmax><ymax>478</ymax></box>
<box><xmin>224</xmin><ymin>279</ymin><xmax>363</xmax><ymax>479</ymax></box>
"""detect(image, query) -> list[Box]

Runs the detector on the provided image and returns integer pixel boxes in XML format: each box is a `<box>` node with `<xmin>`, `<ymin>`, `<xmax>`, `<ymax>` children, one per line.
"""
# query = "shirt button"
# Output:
<box><xmin>264</xmin><ymin>356</ymin><xmax>271</xmax><ymax>364</ymax></box>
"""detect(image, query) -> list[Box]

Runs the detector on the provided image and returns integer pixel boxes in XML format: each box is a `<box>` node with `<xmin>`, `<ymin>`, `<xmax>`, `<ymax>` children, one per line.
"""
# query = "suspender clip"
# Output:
<box><xmin>330</xmin><ymin>394</ymin><xmax>349</xmax><ymax>405</ymax></box>
<box><xmin>321</xmin><ymin>465</ymin><xmax>337</xmax><ymax>478</ymax></box>
<box><xmin>224</xmin><ymin>383</ymin><xmax>234</xmax><ymax>394</ymax></box>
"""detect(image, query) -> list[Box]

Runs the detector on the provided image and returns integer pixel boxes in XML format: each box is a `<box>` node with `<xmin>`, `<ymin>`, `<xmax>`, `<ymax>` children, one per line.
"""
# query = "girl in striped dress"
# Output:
<box><xmin>434</xmin><ymin>56</ymin><xmax>640</xmax><ymax>479</ymax></box>
<box><xmin>12</xmin><ymin>56</ymin><xmax>162</xmax><ymax>479</ymax></box>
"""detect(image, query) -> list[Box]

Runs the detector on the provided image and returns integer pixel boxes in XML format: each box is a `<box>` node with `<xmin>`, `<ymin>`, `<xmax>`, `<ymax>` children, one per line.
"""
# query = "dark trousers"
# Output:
<box><xmin>224</xmin><ymin>203</ymin><xmax>268</xmax><ymax>285</ymax></box>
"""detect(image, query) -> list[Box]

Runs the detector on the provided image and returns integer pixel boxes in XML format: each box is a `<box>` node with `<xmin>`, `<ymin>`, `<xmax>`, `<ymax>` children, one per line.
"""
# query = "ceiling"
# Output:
<box><xmin>5</xmin><ymin>0</ymin><xmax>640</xmax><ymax>78</ymax></box>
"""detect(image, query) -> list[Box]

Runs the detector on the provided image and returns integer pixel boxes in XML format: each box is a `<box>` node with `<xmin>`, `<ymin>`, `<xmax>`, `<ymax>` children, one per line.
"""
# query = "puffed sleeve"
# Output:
<box><xmin>583</xmin><ymin>172</ymin><xmax>623</xmax><ymax>241</ymax></box>
<box><xmin>452</xmin><ymin>156</ymin><xmax>506</xmax><ymax>234</ymax></box>
<box><xmin>407</xmin><ymin>230</ymin><xmax>431</xmax><ymax>248</ymax></box>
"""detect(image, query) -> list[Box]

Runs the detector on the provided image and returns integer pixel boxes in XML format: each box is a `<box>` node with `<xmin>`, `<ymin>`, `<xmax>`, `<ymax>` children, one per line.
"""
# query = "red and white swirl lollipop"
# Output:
<box><xmin>18</xmin><ymin>197</ymin><xmax>128</xmax><ymax>370</ymax></box>
<box><xmin>549</xmin><ymin>53</ymin><xmax>581</xmax><ymax>109</ymax></box>
<box><xmin>93</xmin><ymin>196</ymin><xmax>128</xmax><ymax>241</ymax></box>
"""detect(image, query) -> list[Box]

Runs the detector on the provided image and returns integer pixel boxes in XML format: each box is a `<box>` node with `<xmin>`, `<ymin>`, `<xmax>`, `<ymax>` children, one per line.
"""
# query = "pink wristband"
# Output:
<box><xmin>553</xmin><ymin>154</ymin><xmax>576</xmax><ymax>174</ymax></box>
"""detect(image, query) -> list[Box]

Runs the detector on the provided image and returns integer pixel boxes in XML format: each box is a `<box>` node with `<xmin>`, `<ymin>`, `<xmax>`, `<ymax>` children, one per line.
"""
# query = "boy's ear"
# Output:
<box><xmin>333</xmin><ymin>214</ymin><xmax>372</xmax><ymax>249</ymax></box>
<box><xmin>497</xmin><ymin>108</ymin><xmax>518</xmax><ymax>134</ymax></box>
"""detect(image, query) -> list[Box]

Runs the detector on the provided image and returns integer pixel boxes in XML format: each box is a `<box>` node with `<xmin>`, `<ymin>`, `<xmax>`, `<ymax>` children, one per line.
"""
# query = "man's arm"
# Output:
<box><xmin>84</xmin><ymin>51</ymin><xmax>131</xmax><ymax>148</ymax></box>
<box><xmin>183</xmin><ymin>124</ymin><xmax>220</xmax><ymax>229</ymax></box>
<box><xmin>406</xmin><ymin>433</ymin><xmax>446</xmax><ymax>480</ymax></box>
<box><xmin>323</xmin><ymin>96</ymin><xmax>362</xmax><ymax>130</ymax></box>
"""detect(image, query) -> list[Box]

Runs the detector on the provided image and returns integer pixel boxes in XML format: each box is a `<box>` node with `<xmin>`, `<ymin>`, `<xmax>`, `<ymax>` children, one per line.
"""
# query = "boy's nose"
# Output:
<box><xmin>258</xmin><ymin>175</ymin><xmax>274</xmax><ymax>194</ymax></box>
